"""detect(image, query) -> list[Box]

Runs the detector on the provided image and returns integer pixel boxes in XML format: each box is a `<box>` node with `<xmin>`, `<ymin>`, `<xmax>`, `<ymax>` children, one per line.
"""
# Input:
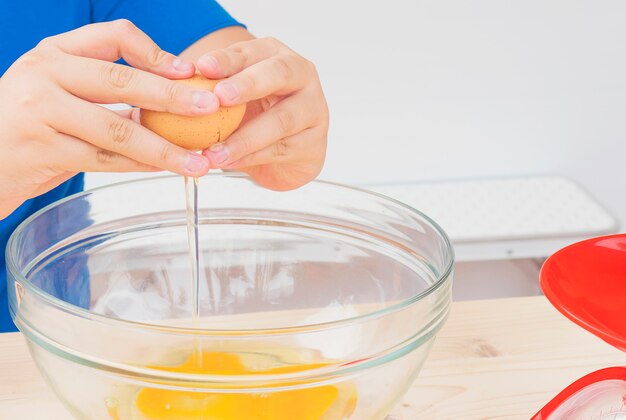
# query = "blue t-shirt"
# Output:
<box><xmin>0</xmin><ymin>0</ymin><xmax>243</xmax><ymax>332</ymax></box>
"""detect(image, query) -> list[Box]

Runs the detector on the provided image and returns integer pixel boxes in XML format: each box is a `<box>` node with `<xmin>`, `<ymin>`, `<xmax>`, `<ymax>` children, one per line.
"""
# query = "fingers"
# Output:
<box><xmin>114</xmin><ymin>107</ymin><xmax>141</xmax><ymax>123</ymax></box>
<box><xmin>196</xmin><ymin>37</ymin><xmax>283</xmax><ymax>79</ymax></box>
<box><xmin>196</xmin><ymin>37</ymin><xmax>315</xmax><ymax>106</ymax></box>
<box><xmin>202</xmin><ymin>91</ymin><xmax>321</xmax><ymax>166</ymax></box>
<box><xmin>211</xmin><ymin>55</ymin><xmax>313</xmax><ymax>105</ymax></box>
<box><xmin>223</xmin><ymin>126</ymin><xmax>326</xmax><ymax>169</ymax></box>
<box><xmin>48</xmin><ymin>132</ymin><xmax>160</xmax><ymax>173</ymax></box>
<box><xmin>113</xmin><ymin>107</ymin><xmax>136</xmax><ymax>120</ymax></box>
<box><xmin>47</xmin><ymin>96</ymin><xmax>210</xmax><ymax>176</ymax></box>
<box><xmin>41</xmin><ymin>20</ymin><xmax>219</xmax><ymax>116</ymax></box>
<box><xmin>45</xmin><ymin>19</ymin><xmax>195</xmax><ymax>80</ymax></box>
<box><xmin>52</xmin><ymin>55</ymin><xmax>219</xmax><ymax>115</ymax></box>
<box><xmin>230</xmin><ymin>127</ymin><xmax>327</xmax><ymax>192</ymax></box>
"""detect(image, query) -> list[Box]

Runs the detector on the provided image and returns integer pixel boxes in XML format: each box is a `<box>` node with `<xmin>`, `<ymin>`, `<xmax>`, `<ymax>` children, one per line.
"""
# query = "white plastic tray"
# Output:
<box><xmin>366</xmin><ymin>176</ymin><xmax>618</xmax><ymax>262</ymax></box>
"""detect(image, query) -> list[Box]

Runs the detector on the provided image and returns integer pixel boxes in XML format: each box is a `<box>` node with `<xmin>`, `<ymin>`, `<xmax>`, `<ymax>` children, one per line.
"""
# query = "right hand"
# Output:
<box><xmin>0</xmin><ymin>19</ymin><xmax>217</xmax><ymax>219</ymax></box>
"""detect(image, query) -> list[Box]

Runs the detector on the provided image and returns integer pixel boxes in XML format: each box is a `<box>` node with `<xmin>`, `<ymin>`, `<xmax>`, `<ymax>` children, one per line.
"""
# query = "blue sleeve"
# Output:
<box><xmin>91</xmin><ymin>0</ymin><xmax>246</xmax><ymax>55</ymax></box>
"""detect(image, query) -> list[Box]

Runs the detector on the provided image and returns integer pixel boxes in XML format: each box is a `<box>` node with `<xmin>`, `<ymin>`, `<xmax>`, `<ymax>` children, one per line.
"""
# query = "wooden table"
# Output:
<box><xmin>1</xmin><ymin>296</ymin><xmax>625</xmax><ymax>419</ymax></box>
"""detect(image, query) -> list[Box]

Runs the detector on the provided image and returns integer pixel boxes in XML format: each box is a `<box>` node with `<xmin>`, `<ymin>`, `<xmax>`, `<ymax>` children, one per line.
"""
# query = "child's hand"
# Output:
<box><xmin>0</xmin><ymin>20</ymin><xmax>215</xmax><ymax>219</ymax></box>
<box><xmin>196</xmin><ymin>37</ymin><xmax>329</xmax><ymax>191</ymax></box>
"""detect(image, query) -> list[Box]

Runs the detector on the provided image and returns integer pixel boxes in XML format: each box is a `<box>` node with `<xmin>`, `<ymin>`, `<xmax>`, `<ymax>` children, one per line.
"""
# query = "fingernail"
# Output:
<box><xmin>185</xmin><ymin>154</ymin><xmax>209</xmax><ymax>173</ymax></box>
<box><xmin>198</xmin><ymin>54</ymin><xmax>219</xmax><ymax>71</ymax></box>
<box><xmin>192</xmin><ymin>91</ymin><xmax>218</xmax><ymax>111</ymax></box>
<box><xmin>207</xmin><ymin>143</ymin><xmax>229</xmax><ymax>164</ymax></box>
<box><xmin>172</xmin><ymin>57</ymin><xmax>194</xmax><ymax>72</ymax></box>
<box><xmin>215</xmin><ymin>82</ymin><xmax>239</xmax><ymax>102</ymax></box>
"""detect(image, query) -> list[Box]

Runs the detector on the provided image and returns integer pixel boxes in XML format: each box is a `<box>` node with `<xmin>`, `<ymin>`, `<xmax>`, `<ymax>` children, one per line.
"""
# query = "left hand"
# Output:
<box><xmin>195</xmin><ymin>37</ymin><xmax>328</xmax><ymax>191</ymax></box>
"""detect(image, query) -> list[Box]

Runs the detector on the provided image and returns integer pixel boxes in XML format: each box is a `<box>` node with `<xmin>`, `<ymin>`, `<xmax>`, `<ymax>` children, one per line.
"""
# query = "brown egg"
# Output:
<box><xmin>140</xmin><ymin>74</ymin><xmax>246</xmax><ymax>151</ymax></box>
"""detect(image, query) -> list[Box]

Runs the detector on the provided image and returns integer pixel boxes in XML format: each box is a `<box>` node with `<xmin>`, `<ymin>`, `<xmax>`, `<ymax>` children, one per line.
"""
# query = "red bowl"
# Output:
<box><xmin>532</xmin><ymin>234</ymin><xmax>626</xmax><ymax>419</ymax></box>
<box><xmin>541</xmin><ymin>234</ymin><xmax>626</xmax><ymax>352</ymax></box>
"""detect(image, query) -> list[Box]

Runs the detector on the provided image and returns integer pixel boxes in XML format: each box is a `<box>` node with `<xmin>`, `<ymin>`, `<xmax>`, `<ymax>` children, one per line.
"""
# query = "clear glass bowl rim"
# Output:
<box><xmin>7</xmin><ymin>173</ymin><xmax>454</xmax><ymax>336</ymax></box>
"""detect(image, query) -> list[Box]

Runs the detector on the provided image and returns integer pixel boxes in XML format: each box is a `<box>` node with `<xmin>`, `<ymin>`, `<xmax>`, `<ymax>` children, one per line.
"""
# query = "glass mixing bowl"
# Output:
<box><xmin>7</xmin><ymin>174</ymin><xmax>453</xmax><ymax>420</ymax></box>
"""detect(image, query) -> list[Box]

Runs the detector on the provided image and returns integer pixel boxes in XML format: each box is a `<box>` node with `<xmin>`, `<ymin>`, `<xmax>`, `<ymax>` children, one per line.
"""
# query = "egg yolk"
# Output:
<box><xmin>132</xmin><ymin>351</ymin><xmax>356</xmax><ymax>420</ymax></box>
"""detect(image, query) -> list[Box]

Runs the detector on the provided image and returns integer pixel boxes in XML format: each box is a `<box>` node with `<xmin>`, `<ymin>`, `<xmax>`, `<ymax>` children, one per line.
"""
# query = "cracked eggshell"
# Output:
<box><xmin>140</xmin><ymin>74</ymin><xmax>246</xmax><ymax>151</ymax></box>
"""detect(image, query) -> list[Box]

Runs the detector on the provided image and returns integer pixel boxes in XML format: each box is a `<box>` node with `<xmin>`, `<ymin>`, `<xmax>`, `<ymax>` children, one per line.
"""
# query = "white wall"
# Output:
<box><xmin>88</xmin><ymin>0</ymin><xmax>626</xmax><ymax>226</ymax></box>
